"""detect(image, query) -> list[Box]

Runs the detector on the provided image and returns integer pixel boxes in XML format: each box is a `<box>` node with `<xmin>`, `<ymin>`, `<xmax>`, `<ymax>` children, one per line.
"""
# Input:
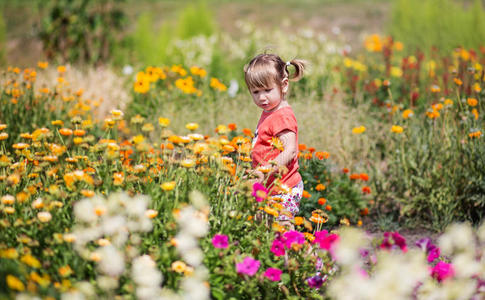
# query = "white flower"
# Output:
<box><xmin>438</xmin><ymin>223</ymin><xmax>474</xmax><ymax>255</ymax></box>
<box><xmin>132</xmin><ymin>255</ymin><xmax>163</xmax><ymax>300</ymax></box>
<box><xmin>122</xmin><ymin>65</ymin><xmax>133</xmax><ymax>75</ymax></box>
<box><xmin>126</xmin><ymin>195</ymin><xmax>149</xmax><ymax>217</ymax></box>
<box><xmin>97</xmin><ymin>246</ymin><xmax>125</xmax><ymax>277</ymax></box>
<box><xmin>174</xmin><ymin>233</ymin><xmax>198</xmax><ymax>252</ymax></box>
<box><xmin>102</xmin><ymin>215</ymin><xmax>126</xmax><ymax>235</ymax></box>
<box><xmin>227</xmin><ymin>79</ymin><xmax>239</xmax><ymax>98</ymax></box>
<box><xmin>182</xmin><ymin>248</ymin><xmax>204</xmax><ymax>267</ymax></box>
<box><xmin>181</xmin><ymin>277</ymin><xmax>210</xmax><ymax>300</ymax></box>
<box><xmin>74</xmin><ymin>199</ymin><xmax>97</xmax><ymax>223</ymax></box>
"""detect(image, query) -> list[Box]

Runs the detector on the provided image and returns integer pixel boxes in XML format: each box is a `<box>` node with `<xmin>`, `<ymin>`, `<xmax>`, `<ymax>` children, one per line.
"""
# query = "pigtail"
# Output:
<box><xmin>287</xmin><ymin>59</ymin><xmax>307</xmax><ymax>82</ymax></box>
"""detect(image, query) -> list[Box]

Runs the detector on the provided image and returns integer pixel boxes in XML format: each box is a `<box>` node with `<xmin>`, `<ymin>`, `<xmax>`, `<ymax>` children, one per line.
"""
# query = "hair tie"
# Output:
<box><xmin>285</xmin><ymin>61</ymin><xmax>291</xmax><ymax>67</ymax></box>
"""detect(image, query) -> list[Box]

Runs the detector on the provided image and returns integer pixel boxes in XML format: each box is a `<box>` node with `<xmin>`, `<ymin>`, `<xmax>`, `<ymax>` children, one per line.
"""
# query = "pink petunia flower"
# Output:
<box><xmin>431</xmin><ymin>261</ymin><xmax>454</xmax><ymax>282</ymax></box>
<box><xmin>236</xmin><ymin>257</ymin><xmax>260</xmax><ymax>276</ymax></box>
<box><xmin>270</xmin><ymin>238</ymin><xmax>286</xmax><ymax>256</ymax></box>
<box><xmin>252</xmin><ymin>182</ymin><xmax>268</xmax><ymax>202</ymax></box>
<box><xmin>263</xmin><ymin>267</ymin><xmax>282</xmax><ymax>281</ymax></box>
<box><xmin>283</xmin><ymin>231</ymin><xmax>305</xmax><ymax>249</ymax></box>
<box><xmin>314</xmin><ymin>230</ymin><xmax>339</xmax><ymax>252</ymax></box>
<box><xmin>212</xmin><ymin>234</ymin><xmax>229</xmax><ymax>249</ymax></box>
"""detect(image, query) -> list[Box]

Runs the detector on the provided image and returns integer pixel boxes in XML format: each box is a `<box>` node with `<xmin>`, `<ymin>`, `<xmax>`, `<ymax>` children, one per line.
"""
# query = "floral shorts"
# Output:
<box><xmin>270</xmin><ymin>181</ymin><xmax>304</xmax><ymax>221</ymax></box>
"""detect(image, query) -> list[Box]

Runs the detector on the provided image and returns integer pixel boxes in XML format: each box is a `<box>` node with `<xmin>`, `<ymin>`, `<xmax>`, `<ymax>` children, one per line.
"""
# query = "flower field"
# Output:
<box><xmin>1</xmin><ymin>0</ymin><xmax>485</xmax><ymax>298</ymax></box>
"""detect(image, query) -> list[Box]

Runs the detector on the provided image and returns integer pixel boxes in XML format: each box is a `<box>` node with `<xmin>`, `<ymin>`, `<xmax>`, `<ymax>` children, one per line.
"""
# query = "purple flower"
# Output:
<box><xmin>283</xmin><ymin>230</ymin><xmax>305</xmax><ymax>248</ymax></box>
<box><xmin>212</xmin><ymin>234</ymin><xmax>229</xmax><ymax>249</ymax></box>
<box><xmin>252</xmin><ymin>182</ymin><xmax>268</xmax><ymax>202</ymax></box>
<box><xmin>306</xmin><ymin>274</ymin><xmax>326</xmax><ymax>289</ymax></box>
<box><xmin>263</xmin><ymin>267</ymin><xmax>282</xmax><ymax>281</ymax></box>
<box><xmin>415</xmin><ymin>238</ymin><xmax>432</xmax><ymax>251</ymax></box>
<box><xmin>236</xmin><ymin>257</ymin><xmax>261</xmax><ymax>276</ymax></box>
<box><xmin>270</xmin><ymin>238</ymin><xmax>286</xmax><ymax>257</ymax></box>
<box><xmin>431</xmin><ymin>261</ymin><xmax>454</xmax><ymax>282</ymax></box>
<box><xmin>427</xmin><ymin>247</ymin><xmax>440</xmax><ymax>263</ymax></box>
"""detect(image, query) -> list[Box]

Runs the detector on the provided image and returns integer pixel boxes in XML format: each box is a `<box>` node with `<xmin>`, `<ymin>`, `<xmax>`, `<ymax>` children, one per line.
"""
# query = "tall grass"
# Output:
<box><xmin>389</xmin><ymin>0</ymin><xmax>485</xmax><ymax>53</ymax></box>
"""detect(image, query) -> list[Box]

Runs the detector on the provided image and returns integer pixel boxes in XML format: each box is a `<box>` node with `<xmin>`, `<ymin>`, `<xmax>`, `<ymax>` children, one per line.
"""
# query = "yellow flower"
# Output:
<box><xmin>364</xmin><ymin>34</ymin><xmax>383</xmax><ymax>52</ymax></box>
<box><xmin>444</xmin><ymin>99</ymin><xmax>453</xmax><ymax>106</ymax></box>
<box><xmin>0</xmin><ymin>124</ymin><xmax>7</xmax><ymax>130</ymax></box>
<box><xmin>467</xmin><ymin>98</ymin><xmax>478</xmax><ymax>107</ymax></box>
<box><xmin>113</xmin><ymin>172</ymin><xmax>124</xmax><ymax>186</ymax></box>
<box><xmin>58</xmin><ymin>265</ymin><xmax>73</xmax><ymax>277</ymax></box>
<box><xmin>1</xmin><ymin>195</ymin><xmax>15</xmax><ymax>205</ymax></box>
<box><xmin>471</xmin><ymin>108</ymin><xmax>479</xmax><ymax>120</ymax></box>
<box><xmin>391</xmin><ymin>125</ymin><xmax>404</xmax><ymax>134</ymax></box>
<box><xmin>3</xmin><ymin>207</ymin><xmax>15</xmax><ymax>214</ymax></box>
<box><xmin>21</xmin><ymin>254</ymin><xmax>41</xmax><ymax>268</ymax></box>
<box><xmin>37</xmin><ymin>211</ymin><xmax>52</xmax><ymax>222</ymax></box>
<box><xmin>402</xmin><ymin>109</ymin><xmax>414</xmax><ymax>119</ymax></box>
<box><xmin>352</xmin><ymin>126</ymin><xmax>366</xmax><ymax>134</ymax></box>
<box><xmin>134</xmin><ymin>79</ymin><xmax>150</xmax><ymax>94</ymax></box>
<box><xmin>181</xmin><ymin>159</ymin><xmax>195</xmax><ymax>168</ymax></box>
<box><xmin>131</xmin><ymin>114</ymin><xmax>145</xmax><ymax>124</ymax></box>
<box><xmin>161</xmin><ymin>181</ymin><xmax>176</xmax><ymax>191</ymax></box>
<box><xmin>142</xmin><ymin>123</ymin><xmax>154</xmax><ymax>132</ymax></box>
<box><xmin>12</xmin><ymin>143</ymin><xmax>29</xmax><ymax>149</ymax></box>
<box><xmin>271</xmin><ymin>137</ymin><xmax>284</xmax><ymax>151</ymax></box>
<box><xmin>171</xmin><ymin>261</ymin><xmax>187</xmax><ymax>273</ymax></box>
<box><xmin>6</xmin><ymin>275</ymin><xmax>25</xmax><ymax>291</ymax></box>
<box><xmin>57</xmin><ymin>65</ymin><xmax>66</xmax><ymax>73</ymax></box>
<box><xmin>210</xmin><ymin>78</ymin><xmax>227</xmax><ymax>91</ymax></box>
<box><xmin>37</xmin><ymin>61</ymin><xmax>48</xmax><ymax>69</ymax></box>
<box><xmin>186</xmin><ymin>122</ymin><xmax>199</xmax><ymax>131</ymax></box>
<box><xmin>159</xmin><ymin>117</ymin><xmax>170</xmax><ymax>127</ymax></box>
<box><xmin>145</xmin><ymin>209</ymin><xmax>158</xmax><ymax>219</ymax></box>
<box><xmin>0</xmin><ymin>132</ymin><xmax>8</xmax><ymax>140</ymax></box>
<box><xmin>390</xmin><ymin>67</ymin><xmax>403</xmax><ymax>77</ymax></box>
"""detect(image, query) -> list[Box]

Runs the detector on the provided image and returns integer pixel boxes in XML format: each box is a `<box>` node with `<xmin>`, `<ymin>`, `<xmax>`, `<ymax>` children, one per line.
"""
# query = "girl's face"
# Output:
<box><xmin>249</xmin><ymin>78</ymin><xmax>288</xmax><ymax>112</ymax></box>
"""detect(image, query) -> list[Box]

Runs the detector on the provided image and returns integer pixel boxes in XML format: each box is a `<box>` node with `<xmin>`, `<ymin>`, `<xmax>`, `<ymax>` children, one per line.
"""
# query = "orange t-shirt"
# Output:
<box><xmin>251</xmin><ymin>106</ymin><xmax>301</xmax><ymax>189</ymax></box>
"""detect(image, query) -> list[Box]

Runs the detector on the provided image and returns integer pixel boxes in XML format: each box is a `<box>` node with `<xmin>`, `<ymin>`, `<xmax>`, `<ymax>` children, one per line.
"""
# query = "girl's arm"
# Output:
<box><xmin>273</xmin><ymin>130</ymin><xmax>297</xmax><ymax>168</ymax></box>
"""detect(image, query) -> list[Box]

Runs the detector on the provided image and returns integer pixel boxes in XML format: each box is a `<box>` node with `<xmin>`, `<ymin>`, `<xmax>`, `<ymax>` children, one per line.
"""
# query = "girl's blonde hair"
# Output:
<box><xmin>243</xmin><ymin>53</ymin><xmax>306</xmax><ymax>90</ymax></box>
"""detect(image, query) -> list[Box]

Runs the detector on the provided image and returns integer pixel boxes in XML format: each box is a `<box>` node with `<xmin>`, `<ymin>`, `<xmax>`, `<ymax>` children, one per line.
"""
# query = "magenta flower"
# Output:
<box><xmin>270</xmin><ymin>238</ymin><xmax>286</xmax><ymax>256</ymax></box>
<box><xmin>212</xmin><ymin>234</ymin><xmax>229</xmax><ymax>249</ymax></box>
<box><xmin>283</xmin><ymin>230</ymin><xmax>305</xmax><ymax>248</ymax></box>
<box><xmin>427</xmin><ymin>247</ymin><xmax>440</xmax><ymax>263</ymax></box>
<box><xmin>252</xmin><ymin>182</ymin><xmax>268</xmax><ymax>202</ymax></box>
<box><xmin>380</xmin><ymin>232</ymin><xmax>407</xmax><ymax>252</ymax></box>
<box><xmin>314</xmin><ymin>230</ymin><xmax>339</xmax><ymax>251</ymax></box>
<box><xmin>263</xmin><ymin>267</ymin><xmax>282</xmax><ymax>281</ymax></box>
<box><xmin>431</xmin><ymin>261</ymin><xmax>454</xmax><ymax>282</ymax></box>
<box><xmin>236</xmin><ymin>257</ymin><xmax>260</xmax><ymax>276</ymax></box>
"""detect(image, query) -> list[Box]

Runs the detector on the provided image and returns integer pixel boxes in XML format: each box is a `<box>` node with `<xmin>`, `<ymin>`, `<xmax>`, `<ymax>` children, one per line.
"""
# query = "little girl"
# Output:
<box><xmin>244</xmin><ymin>53</ymin><xmax>306</xmax><ymax>221</ymax></box>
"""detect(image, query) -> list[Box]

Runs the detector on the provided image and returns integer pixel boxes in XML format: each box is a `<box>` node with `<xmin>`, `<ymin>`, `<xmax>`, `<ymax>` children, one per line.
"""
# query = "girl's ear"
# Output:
<box><xmin>281</xmin><ymin>77</ymin><xmax>289</xmax><ymax>94</ymax></box>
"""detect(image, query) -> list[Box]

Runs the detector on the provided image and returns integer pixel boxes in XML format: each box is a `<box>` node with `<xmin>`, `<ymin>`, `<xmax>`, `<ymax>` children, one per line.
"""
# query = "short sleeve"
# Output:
<box><xmin>270</xmin><ymin>110</ymin><xmax>297</xmax><ymax>136</ymax></box>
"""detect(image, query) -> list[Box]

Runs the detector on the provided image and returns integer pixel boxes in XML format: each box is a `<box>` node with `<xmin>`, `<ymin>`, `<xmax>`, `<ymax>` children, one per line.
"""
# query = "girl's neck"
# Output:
<box><xmin>263</xmin><ymin>99</ymin><xmax>289</xmax><ymax>113</ymax></box>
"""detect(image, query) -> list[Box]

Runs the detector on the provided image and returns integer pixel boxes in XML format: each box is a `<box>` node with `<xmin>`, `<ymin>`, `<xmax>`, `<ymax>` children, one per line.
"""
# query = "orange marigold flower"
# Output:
<box><xmin>59</xmin><ymin>128</ymin><xmax>73</xmax><ymax>136</ymax></box>
<box><xmin>349</xmin><ymin>173</ymin><xmax>360</xmax><ymax>180</ymax></box>
<box><xmin>360</xmin><ymin>207</ymin><xmax>369</xmax><ymax>216</ymax></box>
<box><xmin>453</xmin><ymin>78</ymin><xmax>463</xmax><ymax>86</ymax></box>
<box><xmin>302</xmin><ymin>190</ymin><xmax>311</xmax><ymax>198</ymax></box>
<box><xmin>325</xmin><ymin>205</ymin><xmax>332</xmax><ymax>211</ymax></box>
<box><xmin>318</xmin><ymin>197</ymin><xmax>327</xmax><ymax>205</ymax></box>
<box><xmin>228</xmin><ymin>123</ymin><xmax>237</xmax><ymax>131</ymax></box>
<box><xmin>315</xmin><ymin>151</ymin><xmax>330</xmax><ymax>160</ymax></box>
<box><xmin>242</xmin><ymin>128</ymin><xmax>253</xmax><ymax>137</ymax></box>
<box><xmin>467</xmin><ymin>98</ymin><xmax>478</xmax><ymax>107</ymax></box>
<box><xmin>294</xmin><ymin>216</ymin><xmax>304</xmax><ymax>226</ymax></box>
<box><xmin>359</xmin><ymin>173</ymin><xmax>369</xmax><ymax>181</ymax></box>
<box><xmin>362</xmin><ymin>186</ymin><xmax>372</xmax><ymax>194</ymax></box>
<box><xmin>315</xmin><ymin>183</ymin><xmax>326</xmax><ymax>191</ymax></box>
<box><xmin>73</xmin><ymin>129</ymin><xmax>86</xmax><ymax>137</ymax></box>
<box><xmin>342</xmin><ymin>168</ymin><xmax>349</xmax><ymax>173</ymax></box>
<box><xmin>298</xmin><ymin>144</ymin><xmax>307</xmax><ymax>151</ymax></box>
